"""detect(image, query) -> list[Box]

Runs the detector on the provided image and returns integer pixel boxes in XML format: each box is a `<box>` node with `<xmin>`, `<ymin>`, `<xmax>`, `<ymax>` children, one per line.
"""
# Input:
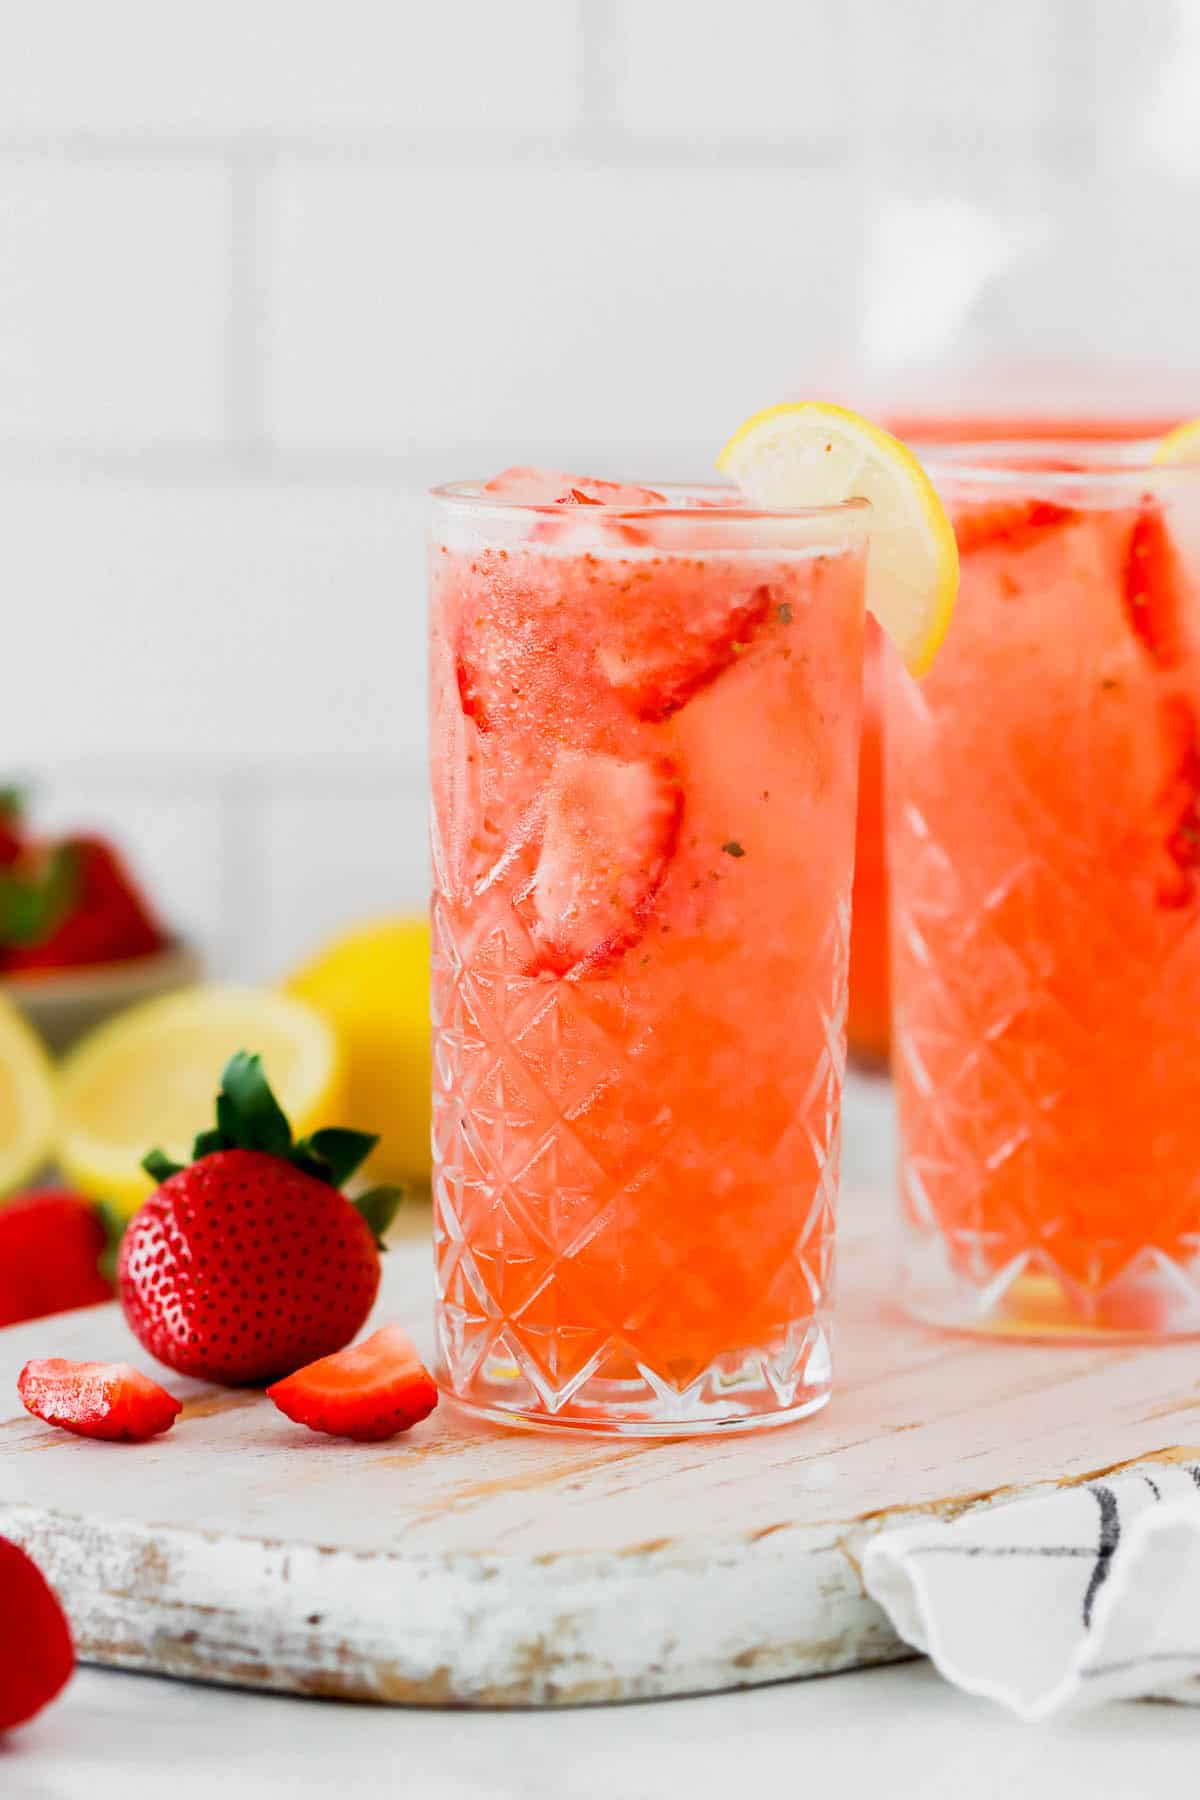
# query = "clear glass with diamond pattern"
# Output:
<box><xmin>887</xmin><ymin>442</ymin><xmax>1200</xmax><ymax>1337</ymax></box>
<box><xmin>429</xmin><ymin>480</ymin><xmax>869</xmax><ymax>1432</ymax></box>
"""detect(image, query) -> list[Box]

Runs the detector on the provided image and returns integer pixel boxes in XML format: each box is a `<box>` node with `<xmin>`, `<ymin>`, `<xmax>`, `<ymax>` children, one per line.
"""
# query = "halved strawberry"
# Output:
<box><xmin>18</xmin><ymin>1359</ymin><xmax>182</xmax><ymax>1442</ymax></box>
<box><xmin>1123</xmin><ymin>500</ymin><xmax>1187</xmax><ymax>668</ymax></box>
<box><xmin>525</xmin><ymin>753</ymin><xmax>682</xmax><ymax>975</ymax></box>
<box><xmin>266</xmin><ymin>1324</ymin><xmax>438</xmax><ymax>1442</ymax></box>
<box><xmin>482</xmin><ymin>467</ymin><xmax>665</xmax><ymax>508</ymax></box>
<box><xmin>1153</xmin><ymin>697</ymin><xmax>1200</xmax><ymax>908</ymax></box>
<box><xmin>598</xmin><ymin>583</ymin><xmax>772</xmax><ymax>722</ymax></box>
<box><xmin>953</xmin><ymin>499</ymin><xmax>1078</xmax><ymax>557</ymax></box>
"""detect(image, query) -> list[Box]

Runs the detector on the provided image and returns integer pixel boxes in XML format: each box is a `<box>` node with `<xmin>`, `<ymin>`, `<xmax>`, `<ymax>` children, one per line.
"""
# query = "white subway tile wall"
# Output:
<box><xmin>2</xmin><ymin>0</ymin><xmax>1197</xmax><ymax>977</ymax></box>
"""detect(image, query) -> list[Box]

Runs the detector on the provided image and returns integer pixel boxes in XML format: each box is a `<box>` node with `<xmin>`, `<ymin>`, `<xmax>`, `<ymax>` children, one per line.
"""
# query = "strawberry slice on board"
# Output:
<box><xmin>266</xmin><ymin>1324</ymin><xmax>438</xmax><ymax>1443</ymax></box>
<box><xmin>525</xmin><ymin>752</ymin><xmax>683</xmax><ymax>977</ymax></box>
<box><xmin>598</xmin><ymin>582</ymin><xmax>773</xmax><ymax>723</ymax></box>
<box><xmin>952</xmin><ymin>499</ymin><xmax>1079</xmax><ymax>557</ymax></box>
<box><xmin>18</xmin><ymin>1359</ymin><xmax>182</xmax><ymax>1443</ymax></box>
<box><xmin>1123</xmin><ymin>500</ymin><xmax>1188</xmax><ymax>668</ymax></box>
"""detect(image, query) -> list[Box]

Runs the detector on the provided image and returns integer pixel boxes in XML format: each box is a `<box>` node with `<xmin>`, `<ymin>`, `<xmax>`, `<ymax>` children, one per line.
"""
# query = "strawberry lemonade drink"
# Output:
<box><xmin>429</xmin><ymin>412</ymin><xmax>956</xmax><ymax>1432</ymax></box>
<box><xmin>887</xmin><ymin>428</ymin><xmax>1200</xmax><ymax>1335</ymax></box>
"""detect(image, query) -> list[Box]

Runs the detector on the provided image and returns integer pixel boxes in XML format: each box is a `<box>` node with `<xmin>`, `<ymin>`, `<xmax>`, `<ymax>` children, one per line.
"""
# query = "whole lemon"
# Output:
<box><xmin>285</xmin><ymin>916</ymin><xmax>431</xmax><ymax>1187</ymax></box>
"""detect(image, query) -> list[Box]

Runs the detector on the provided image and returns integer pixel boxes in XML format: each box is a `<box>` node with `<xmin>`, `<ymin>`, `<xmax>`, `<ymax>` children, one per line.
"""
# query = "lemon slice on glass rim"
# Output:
<box><xmin>0</xmin><ymin>996</ymin><xmax>57</xmax><ymax>1196</ymax></box>
<box><xmin>718</xmin><ymin>401</ymin><xmax>959</xmax><ymax>675</ymax></box>
<box><xmin>1153</xmin><ymin>417</ymin><xmax>1200</xmax><ymax>466</ymax></box>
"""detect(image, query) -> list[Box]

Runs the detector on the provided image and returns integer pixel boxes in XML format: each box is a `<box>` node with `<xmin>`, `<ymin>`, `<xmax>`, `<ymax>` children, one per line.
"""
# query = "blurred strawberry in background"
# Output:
<box><xmin>0</xmin><ymin>797</ymin><xmax>166</xmax><ymax>976</ymax></box>
<box><xmin>0</xmin><ymin>1190</ymin><xmax>115</xmax><ymax>1328</ymax></box>
<box><xmin>0</xmin><ymin>790</ymin><xmax>23</xmax><ymax>868</ymax></box>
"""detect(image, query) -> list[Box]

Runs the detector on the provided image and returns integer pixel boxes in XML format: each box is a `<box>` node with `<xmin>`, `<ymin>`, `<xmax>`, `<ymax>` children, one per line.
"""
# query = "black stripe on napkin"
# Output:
<box><xmin>1082</xmin><ymin>1485</ymin><xmax>1120</xmax><ymax>1629</ymax></box>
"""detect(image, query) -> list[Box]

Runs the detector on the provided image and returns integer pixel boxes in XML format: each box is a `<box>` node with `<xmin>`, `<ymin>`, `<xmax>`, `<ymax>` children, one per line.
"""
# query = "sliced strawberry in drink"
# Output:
<box><xmin>953</xmin><ymin>499</ymin><xmax>1078</xmax><ymax>556</ymax></box>
<box><xmin>267</xmin><ymin>1324</ymin><xmax>438</xmax><ymax>1442</ymax></box>
<box><xmin>598</xmin><ymin>583</ymin><xmax>773</xmax><ymax>722</ymax></box>
<box><xmin>455</xmin><ymin>599</ymin><xmax>533</xmax><ymax>734</ymax></box>
<box><xmin>526</xmin><ymin>753</ymin><xmax>683</xmax><ymax>975</ymax></box>
<box><xmin>1123</xmin><ymin>500</ymin><xmax>1187</xmax><ymax>668</ymax></box>
<box><xmin>483</xmin><ymin>468</ymin><xmax>666</xmax><ymax>508</ymax></box>
<box><xmin>1153</xmin><ymin>697</ymin><xmax>1200</xmax><ymax>908</ymax></box>
<box><xmin>18</xmin><ymin>1358</ymin><xmax>182</xmax><ymax>1442</ymax></box>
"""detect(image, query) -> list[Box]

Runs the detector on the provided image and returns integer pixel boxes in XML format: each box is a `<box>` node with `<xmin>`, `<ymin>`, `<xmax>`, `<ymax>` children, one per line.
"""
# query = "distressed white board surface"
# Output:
<box><xmin>2</xmin><ymin>1188</ymin><xmax>1198</xmax><ymax>1708</ymax></box>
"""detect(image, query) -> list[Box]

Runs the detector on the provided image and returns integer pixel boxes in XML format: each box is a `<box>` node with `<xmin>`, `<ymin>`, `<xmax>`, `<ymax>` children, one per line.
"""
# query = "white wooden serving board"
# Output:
<box><xmin>2</xmin><ymin>1187</ymin><xmax>1199</xmax><ymax>1709</ymax></box>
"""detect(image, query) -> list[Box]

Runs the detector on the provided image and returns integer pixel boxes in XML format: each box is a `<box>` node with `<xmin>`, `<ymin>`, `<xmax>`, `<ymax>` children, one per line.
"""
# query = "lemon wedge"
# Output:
<box><xmin>1153</xmin><ymin>418</ymin><xmax>1200</xmax><ymax>466</ymax></box>
<box><xmin>284</xmin><ymin>916</ymin><xmax>431</xmax><ymax>1186</ymax></box>
<box><xmin>717</xmin><ymin>401</ymin><xmax>959</xmax><ymax>675</ymax></box>
<box><xmin>0</xmin><ymin>997</ymin><xmax>56</xmax><ymax>1196</ymax></box>
<box><xmin>58</xmin><ymin>985</ymin><xmax>344</xmax><ymax>1215</ymax></box>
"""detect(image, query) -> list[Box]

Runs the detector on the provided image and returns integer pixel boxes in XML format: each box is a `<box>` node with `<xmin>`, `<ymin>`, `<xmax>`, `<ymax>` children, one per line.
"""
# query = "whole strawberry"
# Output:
<box><xmin>118</xmin><ymin>1052</ymin><xmax>402</xmax><ymax>1386</ymax></box>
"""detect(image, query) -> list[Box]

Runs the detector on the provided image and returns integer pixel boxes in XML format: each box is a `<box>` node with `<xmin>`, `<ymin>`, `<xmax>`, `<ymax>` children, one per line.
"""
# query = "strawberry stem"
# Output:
<box><xmin>353</xmin><ymin>1186</ymin><xmax>405</xmax><ymax>1250</ymax></box>
<box><xmin>140</xmin><ymin>1052</ymin><xmax>383</xmax><ymax>1196</ymax></box>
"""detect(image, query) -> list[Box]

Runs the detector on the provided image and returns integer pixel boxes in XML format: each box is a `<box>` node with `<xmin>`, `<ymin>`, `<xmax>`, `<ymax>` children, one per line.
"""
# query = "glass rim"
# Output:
<box><xmin>920</xmin><ymin>437</ymin><xmax>1200</xmax><ymax>491</ymax></box>
<box><xmin>429</xmin><ymin>478</ymin><xmax>872</xmax><ymax>524</ymax></box>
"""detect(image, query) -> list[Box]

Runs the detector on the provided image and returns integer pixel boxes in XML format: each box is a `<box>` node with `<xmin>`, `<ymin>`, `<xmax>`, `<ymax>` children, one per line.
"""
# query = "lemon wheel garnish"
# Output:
<box><xmin>718</xmin><ymin>401</ymin><xmax>959</xmax><ymax>675</ymax></box>
<box><xmin>0</xmin><ymin>997</ymin><xmax>57</xmax><ymax>1197</ymax></box>
<box><xmin>1153</xmin><ymin>418</ymin><xmax>1200</xmax><ymax>466</ymax></box>
<box><xmin>58</xmin><ymin>985</ymin><xmax>344</xmax><ymax>1215</ymax></box>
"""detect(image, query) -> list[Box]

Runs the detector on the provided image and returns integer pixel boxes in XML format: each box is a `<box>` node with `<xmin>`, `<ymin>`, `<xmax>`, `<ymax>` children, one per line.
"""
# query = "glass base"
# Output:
<box><xmin>904</xmin><ymin>1229</ymin><xmax>1200</xmax><ymax>1342</ymax></box>
<box><xmin>443</xmin><ymin>1385</ymin><xmax>831</xmax><ymax>1439</ymax></box>
<box><xmin>436</xmin><ymin>1325</ymin><xmax>833</xmax><ymax>1438</ymax></box>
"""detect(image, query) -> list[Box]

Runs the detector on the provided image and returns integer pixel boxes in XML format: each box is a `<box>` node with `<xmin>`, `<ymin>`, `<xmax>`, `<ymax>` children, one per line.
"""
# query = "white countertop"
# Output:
<box><xmin>9</xmin><ymin>1660</ymin><xmax>1198</xmax><ymax>1800</ymax></box>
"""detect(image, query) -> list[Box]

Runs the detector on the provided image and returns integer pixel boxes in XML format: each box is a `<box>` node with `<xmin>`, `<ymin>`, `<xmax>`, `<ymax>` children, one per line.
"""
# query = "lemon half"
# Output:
<box><xmin>718</xmin><ymin>401</ymin><xmax>959</xmax><ymax>675</ymax></box>
<box><xmin>58</xmin><ymin>985</ymin><xmax>344</xmax><ymax>1215</ymax></box>
<box><xmin>0</xmin><ymin>997</ymin><xmax>57</xmax><ymax>1196</ymax></box>
<box><xmin>285</xmin><ymin>916</ymin><xmax>431</xmax><ymax>1186</ymax></box>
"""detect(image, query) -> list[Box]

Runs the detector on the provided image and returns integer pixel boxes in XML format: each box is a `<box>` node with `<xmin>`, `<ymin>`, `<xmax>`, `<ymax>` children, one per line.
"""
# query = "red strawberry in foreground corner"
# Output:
<box><xmin>0</xmin><ymin>1191</ymin><xmax>115</xmax><ymax>1328</ymax></box>
<box><xmin>18</xmin><ymin>1359</ymin><xmax>181</xmax><ymax>1442</ymax></box>
<box><xmin>119</xmin><ymin>1052</ymin><xmax>404</xmax><ymax>1386</ymax></box>
<box><xmin>525</xmin><ymin>752</ymin><xmax>682</xmax><ymax>976</ymax></box>
<box><xmin>0</xmin><ymin>1537</ymin><xmax>74</xmax><ymax>1732</ymax></box>
<box><xmin>267</xmin><ymin>1324</ymin><xmax>438</xmax><ymax>1442</ymax></box>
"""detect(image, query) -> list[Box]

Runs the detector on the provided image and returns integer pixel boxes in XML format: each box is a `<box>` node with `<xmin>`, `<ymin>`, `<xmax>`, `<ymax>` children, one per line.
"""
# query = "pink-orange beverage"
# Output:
<box><xmin>429</xmin><ymin>470</ymin><xmax>867</xmax><ymax>1431</ymax></box>
<box><xmin>887</xmin><ymin>442</ymin><xmax>1200</xmax><ymax>1335</ymax></box>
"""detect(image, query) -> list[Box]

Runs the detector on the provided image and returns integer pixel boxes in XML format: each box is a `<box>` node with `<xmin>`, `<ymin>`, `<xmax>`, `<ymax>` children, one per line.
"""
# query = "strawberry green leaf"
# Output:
<box><xmin>192</xmin><ymin>1128</ymin><xmax>233</xmax><ymax>1161</ymax></box>
<box><xmin>0</xmin><ymin>845</ymin><xmax>78</xmax><ymax>947</ymax></box>
<box><xmin>217</xmin><ymin>1051</ymin><xmax>294</xmax><ymax>1157</ymax></box>
<box><xmin>297</xmin><ymin>1127</ymin><xmax>378</xmax><ymax>1188</ymax></box>
<box><xmin>353</xmin><ymin>1185</ymin><xmax>404</xmax><ymax>1250</ymax></box>
<box><xmin>93</xmin><ymin>1200</ymin><xmax>127</xmax><ymax>1287</ymax></box>
<box><xmin>142</xmin><ymin>1148</ymin><xmax>184</xmax><ymax>1184</ymax></box>
<box><xmin>288</xmin><ymin>1145</ymin><xmax>335</xmax><ymax>1183</ymax></box>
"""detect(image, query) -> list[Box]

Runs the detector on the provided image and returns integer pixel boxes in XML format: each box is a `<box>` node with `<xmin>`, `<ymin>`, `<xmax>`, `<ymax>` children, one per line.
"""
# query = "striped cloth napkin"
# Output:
<box><xmin>863</xmin><ymin>1460</ymin><xmax>1200</xmax><ymax>1718</ymax></box>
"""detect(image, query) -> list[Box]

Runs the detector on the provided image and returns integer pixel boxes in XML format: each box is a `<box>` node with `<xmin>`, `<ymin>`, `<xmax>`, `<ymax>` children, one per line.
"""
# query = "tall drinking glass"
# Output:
<box><xmin>429</xmin><ymin>482</ymin><xmax>868</xmax><ymax>1432</ymax></box>
<box><xmin>887</xmin><ymin>442</ymin><xmax>1200</xmax><ymax>1335</ymax></box>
